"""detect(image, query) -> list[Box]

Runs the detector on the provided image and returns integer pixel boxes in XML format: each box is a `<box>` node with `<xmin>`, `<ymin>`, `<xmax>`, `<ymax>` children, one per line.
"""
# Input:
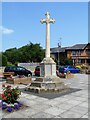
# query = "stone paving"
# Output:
<box><xmin>0</xmin><ymin>74</ymin><xmax>89</xmax><ymax>119</ymax></box>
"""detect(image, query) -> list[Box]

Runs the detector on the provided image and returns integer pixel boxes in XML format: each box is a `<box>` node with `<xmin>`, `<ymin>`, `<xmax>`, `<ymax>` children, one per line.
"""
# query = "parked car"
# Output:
<box><xmin>34</xmin><ymin>66</ymin><xmax>40</xmax><ymax>76</ymax></box>
<box><xmin>35</xmin><ymin>66</ymin><xmax>61</xmax><ymax>76</ymax></box>
<box><xmin>4</xmin><ymin>66</ymin><xmax>32</xmax><ymax>77</ymax></box>
<box><xmin>59</xmin><ymin>66</ymin><xmax>80</xmax><ymax>74</ymax></box>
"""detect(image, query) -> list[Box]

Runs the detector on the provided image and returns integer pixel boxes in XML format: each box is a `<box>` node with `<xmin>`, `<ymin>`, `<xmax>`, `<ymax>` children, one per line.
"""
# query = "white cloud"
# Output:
<box><xmin>0</xmin><ymin>26</ymin><xmax>14</xmax><ymax>34</ymax></box>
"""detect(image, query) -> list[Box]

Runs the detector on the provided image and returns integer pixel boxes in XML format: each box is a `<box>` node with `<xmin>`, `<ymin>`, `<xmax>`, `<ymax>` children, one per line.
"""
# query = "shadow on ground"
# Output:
<box><xmin>19</xmin><ymin>87</ymin><xmax>82</xmax><ymax>99</ymax></box>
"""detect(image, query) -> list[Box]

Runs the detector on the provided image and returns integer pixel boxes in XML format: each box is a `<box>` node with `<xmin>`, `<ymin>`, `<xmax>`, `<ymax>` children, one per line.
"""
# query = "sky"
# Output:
<box><xmin>1</xmin><ymin>2</ymin><xmax>88</xmax><ymax>52</ymax></box>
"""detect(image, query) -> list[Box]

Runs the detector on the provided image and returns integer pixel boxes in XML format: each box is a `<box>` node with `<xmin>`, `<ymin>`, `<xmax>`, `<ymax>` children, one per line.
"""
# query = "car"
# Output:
<box><xmin>34</xmin><ymin>66</ymin><xmax>60</xmax><ymax>76</ymax></box>
<box><xmin>34</xmin><ymin>66</ymin><xmax>40</xmax><ymax>76</ymax></box>
<box><xmin>59</xmin><ymin>65</ymin><xmax>80</xmax><ymax>74</ymax></box>
<box><xmin>4</xmin><ymin>66</ymin><xmax>32</xmax><ymax>77</ymax></box>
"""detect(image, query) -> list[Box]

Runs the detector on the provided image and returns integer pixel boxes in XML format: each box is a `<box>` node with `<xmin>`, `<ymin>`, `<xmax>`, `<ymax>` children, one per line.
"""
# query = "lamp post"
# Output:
<box><xmin>58</xmin><ymin>37</ymin><xmax>62</xmax><ymax>70</ymax></box>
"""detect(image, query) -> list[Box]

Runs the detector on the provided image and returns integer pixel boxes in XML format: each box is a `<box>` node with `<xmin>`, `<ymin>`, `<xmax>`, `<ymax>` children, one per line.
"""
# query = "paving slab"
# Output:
<box><xmin>55</xmin><ymin>102</ymin><xmax>76</xmax><ymax>110</ymax></box>
<box><xmin>60</xmin><ymin>110</ymin><xmax>86</xmax><ymax>118</ymax></box>
<box><xmin>31</xmin><ymin>112</ymin><xmax>55</xmax><ymax>118</ymax></box>
<box><xmin>72</xmin><ymin>96</ymin><xmax>88</xmax><ymax>102</ymax></box>
<box><xmin>79</xmin><ymin>102</ymin><xmax>88</xmax><ymax>108</ymax></box>
<box><xmin>44</xmin><ymin>107</ymin><xmax>67</xmax><ymax>116</ymax></box>
<box><xmin>16</xmin><ymin>108</ymin><xmax>40</xmax><ymax>118</ymax></box>
<box><xmin>68</xmin><ymin>106</ymin><xmax>88</xmax><ymax>114</ymax></box>
<box><xmin>81</xmin><ymin>114</ymin><xmax>88</xmax><ymax>118</ymax></box>
<box><xmin>25</xmin><ymin>94</ymin><xmax>40</xmax><ymax>100</ymax></box>
<box><xmin>51</xmin><ymin>97</ymin><xmax>69</xmax><ymax>103</ymax></box>
<box><xmin>43</xmin><ymin>98</ymin><xmax>68</xmax><ymax>106</ymax></box>
<box><xmin>3</xmin><ymin>111</ymin><xmax>27</xmax><ymax>118</ymax></box>
<box><xmin>30</xmin><ymin>103</ymin><xmax>51</xmax><ymax>112</ymax></box>
<box><xmin>63</xmin><ymin>99</ymin><xmax>83</xmax><ymax>106</ymax></box>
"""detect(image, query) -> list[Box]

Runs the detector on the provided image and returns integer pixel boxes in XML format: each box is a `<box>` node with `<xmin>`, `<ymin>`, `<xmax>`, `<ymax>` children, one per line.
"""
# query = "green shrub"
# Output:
<box><xmin>7</xmin><ymin>62</ymin><xmax>14</xmax><ymax>66</ymax></box>
<box><xmin>1</xmin><ymin>54</ymin><xmax>8</xmax><ymax>66</ymax></box>
<box><xmin>64</xmin><ymin>58</ymin><xmax>73</xmax><ymax>65</ymax></box>
<box><xmin>81</xmin><ymin>64</ymin><xmax>88</xmax><ymax>69</ymax></box>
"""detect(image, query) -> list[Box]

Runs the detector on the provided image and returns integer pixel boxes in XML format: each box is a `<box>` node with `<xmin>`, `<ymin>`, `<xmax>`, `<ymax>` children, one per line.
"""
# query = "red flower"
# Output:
<box><xmin>8</xmin><ymin>93</ymin><xmax>10</xmax><ymax>96</ymax></box>
<box><xmin>1</xmin><ymin>94</ymin><xmax>4</xmax><ymax>98</ymax></box>
<box><xmin>9</xmin><ymin>90</ymin><xmax>12</xmax><ymax>92</ymax></box>
<box><xmin>4</xmin><ymin>97</ymin><xmax>7</xmax><ymax>100</ymax></box>
<box><xmin>2</xmin><ymin>84</ymin><xmax>5</xmax><ymax>87</ymax></box>
<box><xmin>7</xmin><ymin>85</ymin><xmax>11</xmax><ymax>88</ymax></box>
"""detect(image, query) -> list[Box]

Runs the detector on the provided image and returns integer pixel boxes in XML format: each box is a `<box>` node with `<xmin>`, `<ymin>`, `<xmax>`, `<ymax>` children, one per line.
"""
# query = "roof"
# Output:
<box><xmin>50</xmin><ymin>43</ymin><xmax>89</xmax><ymax>53</ymax></box>
<box><xmin>50</xmin><ymin>47</ymin><xmax>67</xmax><ymax>53</ymax></box>
<box><xmin>66</xmin><ymin>44</ymin><xmax>87</xmax><ymax>50</ymax></box>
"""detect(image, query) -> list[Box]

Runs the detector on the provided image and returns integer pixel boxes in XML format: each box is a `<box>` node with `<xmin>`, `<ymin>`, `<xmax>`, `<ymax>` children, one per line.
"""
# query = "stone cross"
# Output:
<box><xmin>40</xmin><ymin>12</ymin><xmax>55</xmax><ymax>58</ymax></box>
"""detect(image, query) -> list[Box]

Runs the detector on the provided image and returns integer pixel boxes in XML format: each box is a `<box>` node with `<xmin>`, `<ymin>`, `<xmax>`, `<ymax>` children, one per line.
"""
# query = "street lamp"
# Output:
<box><xmin>58</xmin><ymin>37</ymin><xmax>62</xmax><ymax>70</ymax></box>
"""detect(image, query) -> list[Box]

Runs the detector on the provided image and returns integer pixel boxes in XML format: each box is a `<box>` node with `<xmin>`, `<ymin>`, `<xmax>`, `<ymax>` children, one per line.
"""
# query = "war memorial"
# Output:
<box><xmin>25</xmin><ymin>12</ymin><xmax>70</xmax><ymax>93</ymax></box>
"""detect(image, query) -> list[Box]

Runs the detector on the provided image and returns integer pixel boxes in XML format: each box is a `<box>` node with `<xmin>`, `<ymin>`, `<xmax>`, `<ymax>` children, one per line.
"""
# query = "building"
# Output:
<box><xmin>66</xmin><ymin>43</ymin><xmax>90</xmax><ymax>65</ymax></box>
<box><xmin>50</xmin><ymin>47</ymin><xmax>67</xmax><ymax>65</ymax></box>
<box><xmin>50</xmin><ymin>43</ymin><xmax>90</xmax><ymax>65</ymax></box>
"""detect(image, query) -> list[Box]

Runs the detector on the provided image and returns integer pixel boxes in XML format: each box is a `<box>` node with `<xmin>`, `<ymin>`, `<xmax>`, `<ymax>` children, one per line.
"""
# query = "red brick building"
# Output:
<box><xmin>66</xmin><ymin>43</ymin><xmax>90</xmax><ymax>65</ymax></box>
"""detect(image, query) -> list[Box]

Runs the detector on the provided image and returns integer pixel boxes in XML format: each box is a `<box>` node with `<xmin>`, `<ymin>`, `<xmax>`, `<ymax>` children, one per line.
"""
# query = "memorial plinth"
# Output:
<box><xmin>25</xmin><ymin>12</ymin><xmax>70</xmax><ymax>93</ymax></box>
<box><xmin>25</xmin><ymin>76</ymin><xmax>69</xmax><ymax>93</ymax></box>
<box><xmin>40</xmin><ymin>57</ymin><xmax>56</xmax><ymax>77</ymax></box>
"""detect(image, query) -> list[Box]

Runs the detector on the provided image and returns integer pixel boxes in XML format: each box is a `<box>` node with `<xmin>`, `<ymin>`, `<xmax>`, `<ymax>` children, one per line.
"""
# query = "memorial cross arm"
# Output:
<box><xmin>40</xmin><ymin>19</ymin><xmax>46</xmax><ymax>24</ymax></box>
<box><xmin>49</xmin><ymin>18</ymin><xmax>55</xmax><ymax>24</ymax></box>
<box><xmin>40</xmin><ymin>18</ymin><xmax>55</xmax><ymax>24</ymax></box>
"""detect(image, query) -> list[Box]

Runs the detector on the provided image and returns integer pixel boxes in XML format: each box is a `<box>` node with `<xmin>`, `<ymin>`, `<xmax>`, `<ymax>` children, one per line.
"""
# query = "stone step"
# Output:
<box><xmin>25</xmin><ymin>86</ymin><xmax>70</xmax><ymax>93</ymax></box>
<box><xmin>30</xmin><ymin>81</ymin><xmax>66</xmax><ymax>89</ymax></box>
<box><xmin>25</xmin><ymin>76</ymin><xmax>70</xmax><ymax>94</ymax></box>
<box><xmin>35</xmin><ymin>76</ymin><xmax>64</xmax><ymax>82</ymax></box>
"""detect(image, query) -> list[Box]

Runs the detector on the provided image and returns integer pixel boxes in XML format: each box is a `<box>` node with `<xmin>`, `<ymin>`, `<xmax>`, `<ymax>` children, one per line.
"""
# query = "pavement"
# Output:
<box><xmin>0</xmin><ymin>74</ymin><xmax>89</xmax><ymax>119</ymax></box>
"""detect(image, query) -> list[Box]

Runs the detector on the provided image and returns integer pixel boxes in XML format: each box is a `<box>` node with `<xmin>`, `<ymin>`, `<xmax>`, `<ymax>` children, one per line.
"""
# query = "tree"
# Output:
<box><xmin>3</xmin><ymin>42</ymin><xmax>45</xmax><ymax>64</ymax></box>
<box><xmin>3</xmin><ymin>48</ymin><xmax>19</xmax><ymax>64</ymax></box>
<box><xmin>18</xmin><ymin>42</ymin><xmax>45</xmax><ymax>62</ymax></box>
<box><xmin>0</xmin><ymin>53</ymin><xmax>7</xmax><ymax>66</ymax></box>
<box><xmin>0</xmin><ymin>53</ymin><xmax>1</xmax><ymax>66</ymax></box>
<box><xmin>64</xmin><ymin>58</ymin><xmax>73</xmax><ymax>65</ymax></box>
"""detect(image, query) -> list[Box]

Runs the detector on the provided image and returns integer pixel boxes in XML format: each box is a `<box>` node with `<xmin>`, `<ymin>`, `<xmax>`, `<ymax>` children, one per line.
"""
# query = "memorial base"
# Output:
<box><xmin>40</xmin><ymin>57</ymin><xmax>56</xmax><ymax>77</ymax></box>
<box><xmin>25</xmin><ymin>76</ymin><xmax>70</xmax><ymax>93</ymax></box>
<box><xmin>25</xmin><ymin>57</ymin><xmax>70</xmax><ymax>93</ymax></box>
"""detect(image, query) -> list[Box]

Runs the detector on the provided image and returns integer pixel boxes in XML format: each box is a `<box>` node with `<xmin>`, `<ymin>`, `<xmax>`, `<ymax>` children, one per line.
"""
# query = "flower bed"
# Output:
<box><xmin>0</xmin><ymin>100</ymin><xmax>23</xmax><ymax>112</ymax></box>
<box><xmin>6</xmin><ymin>76</ymin><xmax>32</xmax><ymax>84</ymax></box>
<box><xmin>0</xmin><ymin>84</ymin><xmax>23</xmax><ymax>112</ymax></box>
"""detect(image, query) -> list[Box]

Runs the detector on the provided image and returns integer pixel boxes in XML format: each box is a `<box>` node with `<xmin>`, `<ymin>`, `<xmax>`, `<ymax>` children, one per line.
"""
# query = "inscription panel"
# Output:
<box><xmin>52</xmin><ymin>64</ymin><xmax>56</xmax><ymax>76</ymax></box>
<box><xmin>45</xmin><ymin>64</ymin><xmax>51</xmax><ymax>76</ymax></box>
<box><xmin>40</xmin><ymin>64</ymin><xmax>44</xmax><ymax>76</ymax></box>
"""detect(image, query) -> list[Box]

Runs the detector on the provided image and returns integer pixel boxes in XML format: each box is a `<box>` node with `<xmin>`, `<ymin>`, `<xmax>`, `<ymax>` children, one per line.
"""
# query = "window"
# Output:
<box><xmin>78</xmin><ymin>51</ymin><xmax>81</xmax><ymax>55</ymax></box>
<box><xmin>68</xmin><ymin>66</ymin><xmax>74</xmax><ymax>68</ymax></box>
<box><xmin>17</xmin><ymin>67</ymin><xmax>25</xmax><ymax>71</ymax></box>
<box><xmin>10</xmin><ymin>67</ymin><xmax>16</xmax><ymax>71</ymax></box>
<box><xmin>86</xmin><ymin>50</ymin><xmax>90</xmax><ymax>55</ymax></box>
<box><xmin>72</xmin><ymin>51</ymin><xmax>81</xmax><ymax>56</ymax></box>
<box><xmin>78</xmin><ymin>59</ymin><xmax>81</xmax><ymax>64</ymax></box>
<box><xmin>72</xmin><ymin>51</ymin><xmax>76</xmax><ymax>55</ymax></box>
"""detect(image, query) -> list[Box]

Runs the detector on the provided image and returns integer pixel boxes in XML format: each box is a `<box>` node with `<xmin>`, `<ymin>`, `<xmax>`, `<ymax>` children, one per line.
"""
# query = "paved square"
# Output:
<box><xmin>0</xmin><ymin>74</ymin><xmax>89</xmax><ymax>119</ymax></box>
